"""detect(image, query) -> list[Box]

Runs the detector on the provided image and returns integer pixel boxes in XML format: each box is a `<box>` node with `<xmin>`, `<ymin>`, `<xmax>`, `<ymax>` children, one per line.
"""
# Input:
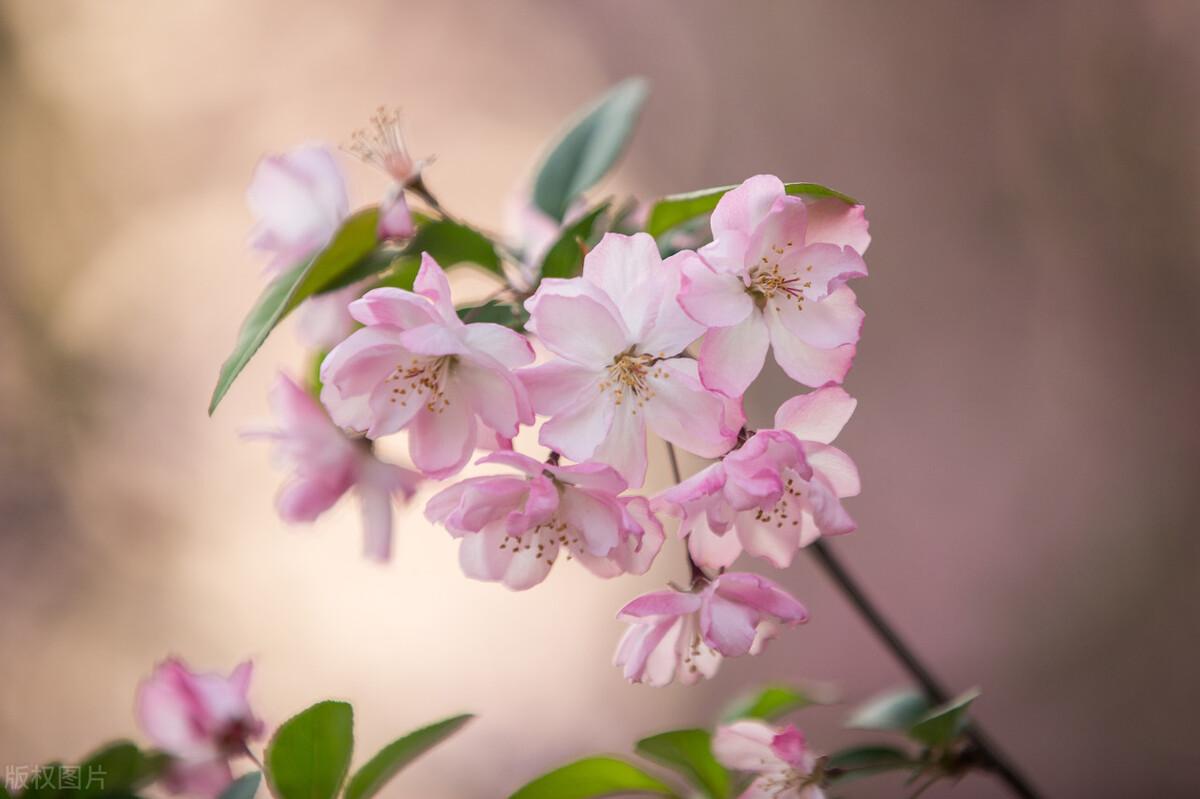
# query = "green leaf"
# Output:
<box><xmin>644</xmin><ymin>182</ymin><xmax>859</xmax><ymax>239</ymax></box>
<box><xmin>217</xmin><ymin>772</ymin><xmax>262</xmax><ymax>799</ymax></box>
<box><xmin>208</xmin><ymin>208</ymin><xmax>380</xmax><ymax>414</ymax></box>
<box><xmin>508</xmin><ymin>756</ymin><xmax>677</xmax><ymax>799</ymax></box>
<box><xmin>344</xmin><ymin>713</ymin><xmax>473</xmax><ymax>799</ymax></box>
<box><xmin>908</xmin><ymin>688</ymin><xmax>980</xmax><ymax>747</ymax></box>
<box><xmin>827</xmin><ymin>745</ymin><xmax>916</xmax><ymax>784</ymax></box>
<box><xmin>847</xmin><ymin>690</ymin><xmax>931</xmax><ymax>732</ymax></box>
<box><xmin>75</xmin><ymin>741</ymin><xmax>165</xmax><ymax>798</ymax></box>
<box><xmin>539</xmin><ymin>202</ymin><xmax>610</xmax><ymax>280</ymax></box>
<box><xmin>533</xmin><ymin>78</ymin><xmax>649</xmax><ymax>221</ymax></box>
<box><xmin>401</xmin><ymin>219</ymin><xmax>502</xmax><ymax>276</ymax></box>
<box><xmin>722</xmin><ymin>684</ymin><xmax>822</xmax><ymax>722</ymax></box>
<box><xmin>317</xmin><ymin>246</ymin><xmax>405</xmax><ymax>293</ymax></box>
<box><xmin>635</xmin><ymin>730</ymin><xmax>729</xmax><ymax>799</ymax></box>
<box><xmin>456</xmin><ymin>300</ymin><xmax>527</xmax><ymax>330</ymax></box>
<box><xmin>264</xmin><ymin>700</ymin><xmax>354</xmax><ymax>799</ymax></box>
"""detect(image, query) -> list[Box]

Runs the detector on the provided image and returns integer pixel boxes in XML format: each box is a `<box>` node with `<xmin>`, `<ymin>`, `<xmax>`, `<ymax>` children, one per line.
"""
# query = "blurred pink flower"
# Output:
<box><xmin>713</xmin><ymin>720</ymin><xmax>825</xmax><ymax>799</ymax></box>
<box><xmin>614</xmin><ymin>572</ymin><xmax>808</xmax><ymax>686</ymax></box>
<box><xmin>654</xmin><ymin>387</ymin><xmax>861</xmax><ymax>572</ymax></box>
<box><xmin>678</xmin><ymin>174</ymin><xmax>870</xmax><ymax>397</ymax></box>
<box><xmin>521</xmin><ymin>232</ymin><xmax>741</xmax><ymax>487</ymax></box>
<box><xmin>320</xmin><ymin>254</ymin><xmax>534</xmax><ymax>478</ymax></box>
<box><xmin>346</xmin><ymin>106</ymin><xmax>430</xmax><ymax>188</ymax></box>
<box><xmin>135</xmin><ymin>659</ymin><xmax>264</xmax><ymax>799</ymax></box>
<box><xmin>425</xmin><ymin>451</ymin><xmax>663</xmax><ymax>589</ymax></box>
<box><xmin>247</xmin><ymin>143</ymin><xmax>349</xmax><ymax>275</ymax></box>
<box><xmin>245</xmin><ymin>373</ymin><xmax>419</xmax><ymax>561</ymax></box>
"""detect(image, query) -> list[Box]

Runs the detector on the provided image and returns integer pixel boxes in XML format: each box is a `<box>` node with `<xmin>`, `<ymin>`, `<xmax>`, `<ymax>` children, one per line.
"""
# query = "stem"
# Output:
<box><xmin>241</xmin><ymin>743</ymin><xmax>264</xmax><ymax>771</ymax></box>
<box><xmin>664</xmin><ymin>442</ymin><xmax>704</xmax><ymax>587</ymax></box>
<box><xmin>809</xmin><ymin>540</ymin><xmax>1041</xmax><ymax>799</ymax></box>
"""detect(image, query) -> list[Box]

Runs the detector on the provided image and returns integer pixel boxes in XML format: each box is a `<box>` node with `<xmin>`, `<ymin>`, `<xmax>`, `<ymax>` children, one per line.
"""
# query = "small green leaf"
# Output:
<box><xmin>635</xmin><ymin>729</ymin><xmax>729</xmax><ymax>799</ymax></box>
<box><xmin>217</xmin><ymin>772</ymin><xmax>262</xmax><ymax>799</ymax></box>
<box><xmin>827</xmin><ymin>745</ymin><xmax>916</xmax><ymax>784</ymax></box>
<box><xmin>401</xmin><ymin>219</ymin><xmax>502</xmax><ymax>276</ymax></box>
<box><xmin>344</xmin><ymin>713</ymin><xmax>473</xmax><ymax>799</ymax></box>
<box><xmin>318</xmin><ymin>246</ymin><xmax>405</xmax><ymax>293</ymax></box>
<box><xmin>908</xmin><ymin>688</ymin><xmax>980</xmax><ymax>747</ymax></box>
<box><xmin>75</xmin><ymin>741</ymin><xmax>164</xmax><ymax>798</ymax></box>
<box><xmin>508</xmin><ymin>756</ymin><xmax>677</xmax><ymax>799</ymax></box>
<box><xmin>539</xmin><ymin>202</ymin><xmax>610</xmax><ymax>280</ymax></box>
<box><xmin>722</xmin><ymin>684</ymin><xmax>823</xmax><ymax>722</ymax></box>
<box><xmin>264</xmin><ymin>700</ymin><xmax>354</xmax><ymax>799</ymax></box>
<box><xmin>456</xmin><ymin>300</ymin><xmax>527</xmax><ymax>330</ymax></box>
<box><xmin>209</xmin><ymin>208</ymin><xmax>380</xmax><ymax>414</ymax></box>
<box><xmin>847</xmin><ymin>690</ymin><xmax>931</xmax><ymax>732</ymax></box>
<box><xmin>644</xmin><ymin>182</ymin><xmax>859</xmax><ymax>239</ymax></box>
<box><xmin>533</xmin><ymin>78</ymin><xmax>649</xmax><ymax>221</ymax></box>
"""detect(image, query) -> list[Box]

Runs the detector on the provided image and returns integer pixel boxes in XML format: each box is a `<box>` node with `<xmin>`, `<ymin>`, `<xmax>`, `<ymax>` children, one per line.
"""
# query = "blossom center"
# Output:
<box><xmin>347</xmin><ymin>106</ymin><xmax>418</xmax><ymax>185</ymax></box>
<box><xmin>748</xmin><ymin>243</ymin><xmax>814</xmax><ymax>313</ymax></box>
<box><xmin>385</xmin><ymin>355</ymin><xmax>453</xmax><ymax>412</ymax></box>
<box><xmin>752</xmin><ymin>470</ymin><xmax>805</xmax><ymax>529</ymax></box>
<box><xmin>497</xmin><ymin>517</ymin><xmax>583</xmax><ymax>562</ymax></box>
<box><xmin>600</xmin><ymin>349</ymin><xmax>665</xmax><ymax>409</ymax></box>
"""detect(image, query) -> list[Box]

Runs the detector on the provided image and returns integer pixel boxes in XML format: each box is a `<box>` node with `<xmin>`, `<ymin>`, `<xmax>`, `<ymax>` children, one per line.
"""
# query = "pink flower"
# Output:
<box><xmin>713</xmin><ymin>721</ymin><xmax>826</xmax><ymax>799</ymax></box>
<box><xmin>654</xmin><ymin>387</ymin><xmax>861</xmax><ymax>572</ymax></box>
<box><xmin>135</xmin><ymin>659</ymin><xmax>264</xmax><ymax>799</ymax></box>
<box><xmin>425</xmin><ymin>451</ymin><xmax>663</xmax><ymax>590</ymax></box>
<box><xmin>346</xmin><ymin>107</ymin><xmax>430</xmax><ymax>188</ymax></box>
<box><xmin>678</xmin><ymin>175</ymin><xmax>870</xmax><ymax>397</ymax></box>
<box><xmin>521</xmin><ymin>232</ymin><xmax>742</xmax><ymax>487</ymax></box>
<box><xmin>614</xmin><ymin>572</ymin><xmax>808</xmax><ymax>686</ymax></box>
<box><xmin>247</xmin><ymin>143</ymin><xmax>349</xmax><ymax>276</ymax></box>
<box><xmin>320</xmin><ymin>254</ymin><xmax>535</xmax><ymax>478</ymax></box>
<box><xmin>245</xmin><ymin>373</ymin><xmax>420</xmax><ymax>561</ymax></box>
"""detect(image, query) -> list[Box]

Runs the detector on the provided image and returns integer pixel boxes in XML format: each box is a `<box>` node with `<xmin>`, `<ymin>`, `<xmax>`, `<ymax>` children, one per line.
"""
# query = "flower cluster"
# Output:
<box><xmin>238</xmin><ymin>107</ymin><xmax>869</xmax><ymax>687</ymax></box>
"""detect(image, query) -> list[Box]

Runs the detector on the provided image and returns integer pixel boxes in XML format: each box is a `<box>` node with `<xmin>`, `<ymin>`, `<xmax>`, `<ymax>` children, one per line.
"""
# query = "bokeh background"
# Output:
<box><xmin>2</xmin><ymin>2</ymin><xmax>1198</xmax><ymax>797</ymax></box>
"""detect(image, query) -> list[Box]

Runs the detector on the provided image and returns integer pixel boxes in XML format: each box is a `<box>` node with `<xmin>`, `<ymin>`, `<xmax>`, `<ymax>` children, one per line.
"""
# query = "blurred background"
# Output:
<box><xmin>2</xmin><ymin>2</ymin><xmax>1198</xmax><ymax>797</ymax></box>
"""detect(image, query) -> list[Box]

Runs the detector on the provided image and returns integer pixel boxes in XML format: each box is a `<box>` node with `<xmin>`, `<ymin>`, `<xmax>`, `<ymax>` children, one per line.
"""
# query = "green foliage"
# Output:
<box><xmin>508</xmin><ymin>756</ymin><xmax>677</xmax><ymax>799</ymax></box>
<box><xmin>456</xmin><ymin>300</ymin><xmax>527</xmax><ymax>330</ymax></box>
<box><xmin>721</xmin><ymin>684</ymin><xmax>822</xmax><ymax>722</ymax></box>
<box><xmin>908</xmin><ymin>689</ymin><xmax>980</xmax><ymax>747</ymax></box>
<box><xmin>217</xmin><ymin>773</ymin><xmax>261</xmax><ymax>799</ymax></box>
<box><xmin>264</xmin><ymin>701</ymin><xmax>354</xmax><ymax>799</ymax></box>
<box><xmin>644</xmin><ymin>182</ymin><xmax>859</xmax><ymax>239</ymax></box>
<box><xmin>533</xmin><ymin>79</ymin><xmax>649</xmax><ymax>221</ymax></box>
<box><xmin>208</xmin><ymin>208</ymin><xmax>381</xmax><ymax>414</ymax></box>
<box><xmin>401</xmin><ymin>219</ymin><xmax>502</xmax><ymax>277</ymax></box>
<box><xmin>634</xmin><ymin>729</ymin><xmax>729</xmax><ymax>799</ymax></box>
<box><xmin>827</xmin><ymin>745</ymin><xmax>916</xmax><ymax>784</ymax></box>
<box><xmin>846</xmin><ymin>689</ymin><xmax>932</xmax><ymax>732</ymax></box>
<box><xmin>343</xmin><ymin>714</ymin><xmax>474</xmax><ymax>799</ymax></box>
<box><xmin>75</xmin><ymin>742</ymin><xmax>165</xmax><ymax>798</ymax></box>
<box><xmin>538</xmin><ymin>202</ymin><xmax>611</xmax><ymax>280</ymax></box>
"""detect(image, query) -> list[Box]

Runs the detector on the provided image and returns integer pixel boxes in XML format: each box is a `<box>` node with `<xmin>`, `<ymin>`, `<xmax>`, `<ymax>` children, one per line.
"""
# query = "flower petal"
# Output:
<box><xmin>409</xmin><ymin>390</ymin><xmax>476</xmax><ymax>478</ymax></box>
<box><xmin>697</xmin><ymin>311</ymin><xmax>770</xmax><ymax>398</ymax></box>
<box><xmin>774</xmin><ymin>387</ymin><xmax>857</xmax><ymax>444</ymax></box>
<box><xmin>414</xmin><ymin>253</ymin><xmax>459</xmax><ymax>323</ymax></box>
<box><xmin>591</xmin><ymin>402</ymin><xmax>649</xmax><ymax>488</ymax></box>
<box><xmin>764</xmin><ymin>303</ymin><xmax>856</xmax><ymax>388</ymax></box>
<box><xmin>540</xmin><ymin>390</ymin><xmax>617</xmax><ymax>465</ymax></box>
<box><xmin>349</xmin><ymin>287</ymin><xmax>440</xmax><ymax>329</ymax></box>
<box><xmin>702</xmin><ymin>175</ymin><xmax>785</xmax><ymax>274</ymax></box>
<box><xmin>643</xmin><ymin>358</ymin><xmax>737</xmax><ymax>459</ymax></box>
<box><xmin>525</xmin><ymin>292</ymin><xmax>630</xmax><ymax>367</ymax></box>
<box><xmin>462</xmin><ymin>323</ymin><xmax>535</xmax><ymax>368</ymax></box>
<box><xmin>639</xmin><ymin>252</ymin><xmax>705</xmax><ymax>357</ymax></box>
<box><xmin>582</xmin><ymin>232</ymin><xmax>665</xmax><ymax>342</ymax></box>
<box><xmin>519</xmin><ymin>361</ymin><xmax>602</xmax><ymax>415</ymax></box>
<box><xmin>678</xmin><ymin>252</ymin><xmax>754</xmax><ymax>328</ymax></box>
<box><xmin>804</xmin><ymin>197</ymin><xmax>871</xmax><ymax>254</ymax></box>
<box><xmin>618</xmin><ymin>589</ymin><xmax>703</xmax><ymax>620</ymax></box>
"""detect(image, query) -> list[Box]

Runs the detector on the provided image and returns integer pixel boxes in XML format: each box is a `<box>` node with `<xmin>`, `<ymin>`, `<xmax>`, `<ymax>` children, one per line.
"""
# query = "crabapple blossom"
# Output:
<box><xmin>678</xmin><ymin>174</ymin><xmax>870</xmax><ymax>397</ymax></box>
<box><xmin>614</xmin><ymin>572</ymin><xmax>808</xmax><ymax>686</ymax></box>
<box><xmin>346</xmin><ymin>106</ymin><xmax>428</xmax><ymax>240</ymax></box>
<box><xmin>244</xmin><ymin>373</ymin><xmax>420</xmax><ymax>561</ymax></box>
<box><xmin>521</xmin><ymin>232</ymin><xmax>742</xmax><ymax>487</ymax></box>
<box><xmin>425</xmin><ymin>451</ymin><xmax>663</xmax><ymax>590</ymax></box>
<box><xmin>245</xmin><ymin>143</ymin><xmax>365</xmax><ymax>349</ymax></box>
<box><xmin>320</xmin><ymin>254</ymin><xmax>535</xmax><ymax>478</ymax></box>
<box><xmin>135</xmin><ymin>659</ymin><xmax>264</xmax><ymax>799</ymax></box>
<box><xmin>654</xmin><ymin>386</ymin><xmax>861</xmax><ymax>572</ymax></box>
<box><xmin>713</xmin><ymin>720</ymin><xmax>826</xmax><ymax>799</ymax></box>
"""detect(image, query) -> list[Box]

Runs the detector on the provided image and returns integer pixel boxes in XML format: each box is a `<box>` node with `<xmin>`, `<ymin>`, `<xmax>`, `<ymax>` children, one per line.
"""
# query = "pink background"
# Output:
<box><xmin>2</xmin><ymin>2</ymin><xmax>1198</xmax><ymax>797</ymax></box>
